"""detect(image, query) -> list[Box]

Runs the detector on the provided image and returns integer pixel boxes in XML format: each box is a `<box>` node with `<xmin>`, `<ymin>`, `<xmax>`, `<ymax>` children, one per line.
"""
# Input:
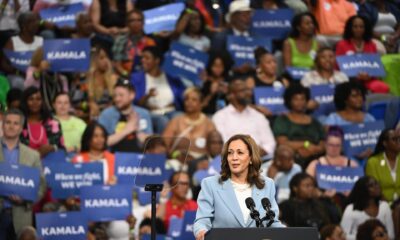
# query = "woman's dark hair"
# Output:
<box><xmin>343</xmin><ymin>15</ymin><xmax>373</xmax><ymax>41</ymax></box>
<box><xmin>52</xmin><ymin>92</ymin><xmax>70</xmax><ymax>103</ymax></box>
<box><xmin>254</xmin><ymin>46</ymin><xmax>271</xmax><ymax>65</ymax></box>
<box><xmin>348</xmin><ymin>176</ymin><xmax>380</xmax><ymax>211</ymax></box>
<box><xmin>126</xmin><ymin>9</ymin><xmax>144</xmax><ymax>23</ymax></box>
<box><xmin>289</xmin><ymin>172</ymin><xmax>314</xmax><ymax>199</ymax></box>
<box><xmin>20</xmin><ymin>86</ymin><xmax>51</xmax><ymax>122</ymax></box>
<box><xmin>206</xmin><ymin>50</ymin><xmax>234</xmax><ymax>78</ymax></box>
<box><xmin>168</xmin><ymin>171</ymin><xmax>189</xmax><ymax>186</ymax></box>
<box><xmin>283</xmin><ymin>83</ymin><xmax>310</xmax><ymax>110</ymax></box>
<box><xmin>6</xmin><ymin>88</ymin><xmax>23</xmax><ymax>106</ymax></box>
<box><xmin>182</xmin><ymin>8</ymin><xmax>206</xmax><ymax>35</ymax></box>
<box><xmin>220</xmin><ymin>134</ymin><xmax>265</xmax><ymax>189</ymax></box>
<box><xmin>333</xmin><ymin>81</ymin><xmax>367</xmax><ymax>111</ymax></box>
<box><xmin>142</xmin><ymin>46</ymin><xmax>164</xmax><ymax>64</ymax></box>
<box><xmin>320</xmin><ymin>224</ymin><xmax>340</xmax><ymax>240</ymax></box>
<box><xmin>326</xmin><ymin>125</ymin><xmax>344</xmax><ymax>141</ymax></box>
<box><xmin>372</xmin><ymin>128</ymin><xmax>393</xmax><ymax>156</ymax></box>
<box><xmin>289</xmin><ymin>12</ymin><xmax>318</xmax><ymax>38</ymax></box>
<box><xmin>356</xmin><ymin>219</ymin><xmax>387</xmax><ymax>240</ymax></box>
<box><xmin>80</xmin><ymin>122</ymin><xmax>108</xmax><ymax>152</ymax></box>
<box><xmin>139</xmin><ymin>217</ymin><xmax>167</xmax><ymax>234</ymax></box>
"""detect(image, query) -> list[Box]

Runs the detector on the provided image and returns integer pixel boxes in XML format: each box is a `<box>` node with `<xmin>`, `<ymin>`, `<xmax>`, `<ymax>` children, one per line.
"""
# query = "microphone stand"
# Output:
<box><xmin>261</xmin><ymin>210</ymin><xmax>275</xmax><ymax>227</ymax></box>
<box><xmin>250</xmin><ymin>210</ymin><xmax>264</xmax><ymax>228</ymax></box>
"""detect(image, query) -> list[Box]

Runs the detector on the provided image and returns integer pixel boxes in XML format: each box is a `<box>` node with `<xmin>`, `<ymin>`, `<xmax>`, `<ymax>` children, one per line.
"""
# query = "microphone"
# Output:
<box><xmin>245</xmin><ymin>197</ymin><xmax>264</xmax><ymax>227</ymax></box>
<box><xmin>261</xmin><ymin>198</ymin><xmax>275</xmax><ymax>227</ymax></box>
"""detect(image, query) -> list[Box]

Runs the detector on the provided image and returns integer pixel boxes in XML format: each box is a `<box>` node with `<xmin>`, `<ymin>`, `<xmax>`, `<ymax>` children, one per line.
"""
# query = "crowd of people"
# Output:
<box><xmin>0</xmin><ymin>0</ymin><xmax>400</xmax><ymax>239</ymax></box>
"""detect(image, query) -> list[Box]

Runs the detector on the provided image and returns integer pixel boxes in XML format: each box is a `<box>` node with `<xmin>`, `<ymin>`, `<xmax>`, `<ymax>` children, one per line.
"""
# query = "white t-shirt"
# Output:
<box><xmin>145</xmin><ymin>73</ymin><xmax>175</xmax><ymax>114</ymax></box>
<box><xmin>11</xmin><ymin>36</ymin><xmax>43</xmax><ymax>52</ymax></box>
<box><xmin>231</xmin><ymin>180</ymin><xmax>252</xmax><ymax>224</ymax></box>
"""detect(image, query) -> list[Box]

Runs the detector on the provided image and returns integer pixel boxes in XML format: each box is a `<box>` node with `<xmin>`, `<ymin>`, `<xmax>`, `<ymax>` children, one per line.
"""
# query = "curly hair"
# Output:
<box><xmin>283</xmin><ymin>83</ymin><xmax>310</xmax><ymax>110</ymax></box>
<box><xmin>333</xmin><ymin>81</ymin><xmax>366</xmax><ymax>111</ymax></box>
<box><xmin>219</xmin><ymin>134</ymin><xmax>265</xmax><ymax>189</ymax></box>
<box><xmin>356</xmin><ymin>219</ymin><xmax>387</xmax><ymax>240</ymax></box>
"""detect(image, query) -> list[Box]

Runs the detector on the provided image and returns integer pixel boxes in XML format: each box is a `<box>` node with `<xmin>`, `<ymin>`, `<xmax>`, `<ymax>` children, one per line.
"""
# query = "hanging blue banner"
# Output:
<box><xmin>162</xmin><ymin>42</ymin><xmax>208</xmax><ymax>86</ymax></box>
<box><xmin>253</xmin><ymin>86</ymin><xmax>286</xmax><ymax>114</ymax></box>
<box><xmin>39</xmin><ymin>3</ymin><xmax>85</xmax><ymax>28</ymax></box>
<box><xmin>342</xmin><ymin>120</ymin><xmax>385</xmax><ymax>157</ymax></box>
<box><xmin>286</xmin><ymin>67</ymin><xmax>310</xmax><ymax>80</ymax></box>
<box><xmin>316</xmin><ymin>165</ymin><xmax>364</xmax><ymax>192</ymax></box>
<box><xmin>310</xmin><ymin>84</ymin><xmax>335</xmax><ymax>117</ymax></box>
<box><xmin>3</xmin><ymin>50</ymin><xmax>33</xmax><ymax>72</ymax></box>
<box><xmin>43</xmin><ymin>162</ymin><xmax>103</xmax><ymax>199</ymax></box>
<box><xmin>43</xmin><ymin>38</ymin><xmax>90</xmax><ymax>72</ymax></box>
<box><xmin>0</xmin><ymin>163</ymin><xmax>40</xmax><ymax>201</ymax></box>
<box><xmin>144</xmin><ymin>3</ymin><xmax>185</xmax><ymax>34</ymax></box>
<box><xmin>227</xmin><ymin>35</ymin><xmax>272</xmax><ymax>67</ymax></box>
<box><xmin>251</xmin><ymin>9</ymin><xmax>294</xmax><ymax>40</ymax></box>
<box><xmin>80</xmin><ymin>185</ymin><xmax>133</xmax><ymax>222</ymax></box>
<box><xmin>36</xmin><ymin>212</ymin><xmax>87</xmax><ymax>240</ymax></box>
<box><xmin>337</xmin><ymin>54</ymin><xmax>386</xmax><ymax>77</ymax></box>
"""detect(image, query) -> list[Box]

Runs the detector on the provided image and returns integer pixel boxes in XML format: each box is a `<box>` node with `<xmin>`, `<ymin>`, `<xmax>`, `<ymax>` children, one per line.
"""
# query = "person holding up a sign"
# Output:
<box><xmin>335</xmin><ymin>15</ymin><xmax>389</xmax><ymax>94</ymax></box>
<box><xmin>0</xmin><ymin>109</ymin><xmax>46</xmax><ymax>238</ymax></box>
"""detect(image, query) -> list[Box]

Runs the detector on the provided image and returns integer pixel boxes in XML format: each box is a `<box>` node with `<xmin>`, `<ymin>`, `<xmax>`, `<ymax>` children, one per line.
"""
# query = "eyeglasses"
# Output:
<box><xmin>372</xmin><ymin>230</ymin><xmax>387</xmax><ymax>238</ymax></box>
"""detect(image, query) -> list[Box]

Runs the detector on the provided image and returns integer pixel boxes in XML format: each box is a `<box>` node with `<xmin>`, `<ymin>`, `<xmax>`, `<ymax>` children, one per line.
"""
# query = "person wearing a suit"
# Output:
<box><xmin>0</xmin><ymin>109</ymin><xmax>46</xmax><ymax>239</ymax></box>
<box><xmin>194</xmin><ymin>134</ymin><xmax>284</xmax><ymax>240</ymax></box>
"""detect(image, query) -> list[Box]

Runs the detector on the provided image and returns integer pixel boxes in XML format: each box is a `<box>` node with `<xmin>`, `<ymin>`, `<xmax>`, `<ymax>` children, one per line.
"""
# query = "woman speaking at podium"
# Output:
<box><xmin>194</xmin><ymin>134</ymin><xmax>284</xmax><ymax>240</ymax></box>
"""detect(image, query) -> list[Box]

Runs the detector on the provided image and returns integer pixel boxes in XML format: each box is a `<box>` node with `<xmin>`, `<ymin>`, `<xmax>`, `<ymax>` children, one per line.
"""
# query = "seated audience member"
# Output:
<box><xmin>356</xmin><ymin>219</ymin><xmax>389</xmax><ymax>240</ymax></box>
<box><xmin>19</xmin><ymin>86</ymin><xmax>64</xmax><ymax>158</ymax></box>
<box><xmin>250</xmin><ymin>0</ymin><xmax>289</xmax><ymax>9</ymax></box>
<box><xmin>301</xmin><ymin>47</ymin><xmax>349</xmax><ymax>87</ymax></box>
<box><xmin>341</xmin><ymin>176</ymin><xmax>394</xmax><ymax>240</ymax></box>
<box><xmin>87</xmin><ymin>46</ymin><xmax>118</xmax><ymax>118</ymax></box>
<box><xmin>0</xmin><ymin>0</ymin><xmax>29</xmax><ymax>48</ymax></box>
<box><xmin>72</xmin><ymin>122</ymin><xmax>116</xmax><ymax>185</ymax></box>
<box><xmin>0</xmin><ymin>109</ymin><xmax>45</xmax><ymax>239</ymax></box>
<box><xmin>273</xmin><ymin>84</ymin><xmax>325</xmax><ymax>168</ymax></box>
<box><xmin>17</xmin><ymin>226</ymin><xmax>38</xmax><ymax>240</ymax></box>
<box><xmin>53</xmin><ymin>92</ymin><xmax>87</xmax><ymax>153</ymax></box>
<box><xmin>71</xmin><ymin>12</ymin><xmax>95</xmax><ymax>40</ymax></box>
<box><xmin>6</xmin><ymin>88</ymin><xmax>22</xmax><ymax>110</ymax></box>
<box><xmin>212</xmin><ymin>79</ymin><xmax>276</xmax><ymax>156</ymax></box>
<box><xmin>366</xmin><ymin>128</ymin><xmax>400</xmax><ymax>204</ymax></box>
<box><xmin>283</xmin><ymin>12</ymin><xmax>319</xmax><ymax>69</ymax></box>
<box><xmin>112</xmin><ymin>9</ymin><xmax>155</xmax><ymax>76</ymax></box>
<box><xmin>279</xmin><ymin>173</ymin><xmax>333</xmax><ymax>229</ymax></box>
<box><xmin>131</xmin><ymin>46</ymin><xmax>185</xmax><ymax>134</ymax></box>
<box><xmin>157</xmin><ymin>171</ymin><xmax>198</xmax><ymax>230</ymax></box>
<box><xmin>138</xmin><ymin>218</ymin><xmax>166</xmax><ymax>240</ymax></box>
<box><xmin>201</xmin><ymin>51</ymin><xmax>232</xmax><ymax>115</ymax></box>
<box><xmin>163</xmin><ymin>87</ymin><xmax>216</xmax><ymax>159</ymax></box>
<box><xmin>335</xmin><ymin>15</ymin><xmax>389</xmax><ymax>94</ymax></box>
<box><xmin>261</xmin><ymin>144</ymin><xmax>302</xmax><ymax>202</ymax></box>
<box><xmin>320</xmin><ymin>224</ymin><xmax>347</xmax><ymax>240</ymax></box>
<box><xmin>324</xmin><ymin>81</ymin><xmax>375</xmax><ymax>126</ymax></box>
<box><xmin>306</xmin><ymin>0</ymin><xmax>356</xmax><ymax>47</ymax></box>
<box><xmin>98</xmin><ymin>79</ymin><xmax>152</xmax><ymax>153</ymax></box>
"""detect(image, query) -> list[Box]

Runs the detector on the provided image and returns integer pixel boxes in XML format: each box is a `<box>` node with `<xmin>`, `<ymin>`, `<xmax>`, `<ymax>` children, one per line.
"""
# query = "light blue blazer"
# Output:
<box><xmin>193</xmin><ymin>175</ymin><xmax>284</xmax><ymax>236</ymax></box>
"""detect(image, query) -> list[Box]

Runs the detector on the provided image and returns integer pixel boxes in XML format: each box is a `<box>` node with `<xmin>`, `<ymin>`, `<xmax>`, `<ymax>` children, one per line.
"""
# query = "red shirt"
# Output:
<box><xmin>164</xmin><ymin>199</ymin><xmax>198</xmax><ymax>230</ymax></box>
<box><xmin>335</xmin><ymin>39</ymin><xmax>377</xmax><ymax>56</ymax></box>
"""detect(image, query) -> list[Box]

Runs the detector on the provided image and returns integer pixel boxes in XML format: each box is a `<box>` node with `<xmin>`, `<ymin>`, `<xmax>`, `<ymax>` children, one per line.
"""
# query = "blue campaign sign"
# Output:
<box><xmin>142</xmin><ymin>234</ymin><xmax>169</xmax><ymax>240</ymax></box>
<box><xmin>162</xmin><ymin>42</ymin><xmax>208</xmax><ymax>85</ymax></box>
<box><xmin>3</xmin><ymin>49</ymin><xmax>33</xmax><ymax>72</ymax></box>
<box><xmin>0</xmin><ymin>163</ymin><xmax>40</xmax><ymax>201</ymax></box>
<box><xmin>39</xmin><ymin>3</ymin><xmax>85</xmax><ymax>28</ymax></box>
<box><xmin>337</xmin><ymin>54</ymin><xmax>386</xmax><ymax>77</ymax></box>
<box><xmin>342</xmin><ymin>120</ymin><xmax>385</xmax><ymax>157</ymax></box>
<box><xmin>80</xmin><ymin>185</ymin><xmax>133</xmax><ymax>222</ymax></box>
<box><xmin>286</xmin><ymin>67</ymin><xmax>310</xmax><ymax>80</ymax></box>
<box><xmin>178</xmin><ymin>211</ymin><xmax>196</xmax><ymax>240</ymax></box>
<box><xmin>134</xmin><ymin>153</ymin><xmax>168</xmax><ymax>187</ymax></box>
<box><xmin>316</xmin><ymin>165</ymin><xmax>364</xmax><ymax>192</ymax></box>
<box><xmin>134</xmin><ymin>186</ymin><xmax>160</xmax><ymax>206</ymax></box>
<box><xmin>253</xmin><ymin>86</ymin><xmax>287</xmax><ymax>114</ymax></box>
<box><xmin>43</xmin><ymin>162</ymin><xmax>103</xmax><ymax>199</ymax></box>
<box><xmin>144</xmin><ymin>3</ymin><xmax>185</xmax><ymax>34</ymax></box>
<box><xmin>208</xmin><ymin>155</ymin><xmax>221</xmax><ymax>175</ymax></box>
<box><xmin>311</xmin><ymin>84</ymin><xmax>335</xmax><ymax>116</ymax></box>
<box><xmin>36</xmin><ymin>211</ymin><xmax>87</xmax><ymax>240</ymax></box>
<box><xmin>168</xmin><ymin>216</ymin><xmax>183</xmax><ymax>238</ymax></box>
<box><xmin>43</xmin><ymin>39</ymin><xmax>90</xmax><ymax>72</ymax></box>
<box><xmin>251</xmin><ymin>9</ymin><xmax>294</xmax><ymax>40</ymax></box>
<box><xmin>115</xmin><ymin>152</ymin><xmax>142</xmax><ymax>186</ymax></box>
<box><xmin>227</xmin><ymin>35</ymin><xmax>272</xmax><ymax>67</ymax></box>
<box><xmin>193</xmin><ymin>170</ymin><xmax>211</xmax><ymax>185</ymax></box>
<box><xmin>42</xmin><ymin>150</ymin><xmax>67</xmax><ymax>163</ymax></box>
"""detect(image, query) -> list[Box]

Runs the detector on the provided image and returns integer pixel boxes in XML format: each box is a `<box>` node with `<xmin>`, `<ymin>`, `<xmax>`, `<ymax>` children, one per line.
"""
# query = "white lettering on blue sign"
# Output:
<box><xmin>253</xmin><ymin>20</ymin><xmax>291</xmax><ymax>28</ymax></box>
<box><xmin>230</xmin><ymin>44</ymin><xmax>254</xmax><ymax>52</ymax></box>
<box><xmin>315</xmin><ymin>95</ymin><xmax>333</xmax><ymax>103</ymax></box>
<box><xmin>185</xmin><ymin>224</ymin><xmax>193</xmax><ymax>232</ymax></box>
<box><xmin>0</xmin><ymin>175</ymin><xmax>35</xmax><ymax>188</ymax></box>
<box><xmin>146</xmin><ymin>14</ymin><xmax>178</xmax><ymax>25</ymax></box>
<box><xmin>259</xmin><ymin>97</ymin><xmax>283</xmax><ymax>105</ymax></box>
<box><xmin>49</xmin><ymin>15</ymin><xmax>75</xmax><ymax>23</ymax></box>
<box><xmin>117</xmin><ymin>166</ymin><xmax>162</xmax><ymax>176</ymax></box>
<box><xmin>41</xmin><ymin>226</ymin><xmax>85</xmax><ymax>236</ymax></box>
<box><xmin>84</xmin><ymin>198</ymin><xmax>129</xmax><ymax>208</ymax></box>
<box><xmin>10</xmin><ymin>57</ymin><xmax>30</xmax><ymax>66</ymax></box>
<box><xmin>342</xmin><ymin>61</ymin><xmax>380</xmax><ymax>69</ymax></box>
<box><xmin>47</xmin><ymin>51</ymin><xmax>86</xmax><ymax>60</ymax></box>
<box><xmin>320</xmin><ymin>173</ymin><xmax>359</xmax><ymax>183</ymax></box>
<box><xmin>171</xmin><ymin>50</ymin><xmax>205</xmax><ymax>69</ymax></box>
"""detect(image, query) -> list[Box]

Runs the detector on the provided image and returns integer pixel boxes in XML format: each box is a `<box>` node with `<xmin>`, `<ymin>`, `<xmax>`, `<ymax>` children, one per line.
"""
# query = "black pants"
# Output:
<box><xmin>0</xmin><ymin>209</ymin><xmax>16</xmax><ymax>240</ymax></box>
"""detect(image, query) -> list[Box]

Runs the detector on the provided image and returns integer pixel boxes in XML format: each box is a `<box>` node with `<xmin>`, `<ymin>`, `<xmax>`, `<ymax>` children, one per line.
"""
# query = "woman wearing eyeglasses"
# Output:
<box><xmin>356</xmin><ymin>219</ymin><xmax>389</xmax><ymax>240</ymax></box>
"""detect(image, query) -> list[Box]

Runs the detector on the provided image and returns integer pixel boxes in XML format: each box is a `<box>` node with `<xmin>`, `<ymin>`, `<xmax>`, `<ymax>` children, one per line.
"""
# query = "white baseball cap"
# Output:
<box><xmin>225</xmin><ymin>0</ymin><xmax>252</xmax><ymax>24</ymax></box>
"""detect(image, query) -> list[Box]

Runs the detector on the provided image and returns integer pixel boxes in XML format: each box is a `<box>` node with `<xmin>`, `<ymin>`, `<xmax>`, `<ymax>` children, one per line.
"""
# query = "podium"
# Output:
<box><xmin>205</xmin><ymin>227</ymin><xmax>319</xmax><ymax>240</ymax></box>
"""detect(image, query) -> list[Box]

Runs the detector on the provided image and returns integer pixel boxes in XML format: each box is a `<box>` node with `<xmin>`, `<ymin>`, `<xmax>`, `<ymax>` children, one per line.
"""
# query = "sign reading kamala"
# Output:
<box><xmin>342</xmin><ymin>120</ymin><xmax>385</xmax><ymax>157</ymax></box>
<box><xmin>227</xmin><ymin>36</ymin><xmax>272</xmax><ymax>67</ymax></box>
<box><xmin>43</xmin><ymin>162</ymin><xmax>103</xmax><ymax>199</ymax></box>
<box><xmin>162</xmin><ymin>42</ymin><xmax>208</xmax><ymax>86</ymax></box>
<box><xmin>316</xmin><ymin>165</ymin><xmax>364</xmax><ymax>192</ymax></box>
<box><xmin>254</xmin><ymin>86</ymin><xmax>287</xmax><ymax>114</ymax></box>
<box><xmin>43</xmin><ymin>39</ymin><xmax>90</xmax><ymax>72</ymax></box>
<box><xmin>39</xmin><ymin>3</ymin><xmax>85</xmax><ymax>28</ymax></box>
<box><xmin>80</xmin><ymin>185</ymin><xmax>132</xmax><ymax>222</ymax></box>
<box><xmin>0</xmin><ymin>163</ymin><xmax>40</xmax><ymax>201</ymax></box>
<box><xmin>286</xmin><ymin>67</ymin><xmax>310</xmax><ymax>80</ymax></box>
<box><xmin>36</xmin><ymin>212</ymin><xmax>87</xmax><ymax>240</ymax></box>
<box><xmin>114</xmin><ymin>152</ymin><xmax>142</xmax><ymax>186</ymax></box>
<box><xmin>311</xmin><ymin>84</ymin><xmax>335</xmax><ymax>117</ymax></box>
<box><xmin>179</xmin><ymin>211</ymin><xmax>196</xmax><ymax>240</ymax></box>
<box><xmin>3</xmin><ymin>50</ymin><xmax>33</xmax><ymax>72</ymax></box>
<box><xmin>144</xmin><ymin>3</ymin><xmax>185</xmax><ymax>34</ymax></box>
<box><xmin>337</xmin><ymin>54</ymin><xmax>386</xmax><ymax>77</ymax></box>
<box><xmin>134</xmin><ymin>153</ymin><xmax>168</xmax><ymax>187</ymax></box>
<box><xmin>251</xmin><ymin>9</ymin><xmax>294</xmax><ymax>39</ymax></box>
